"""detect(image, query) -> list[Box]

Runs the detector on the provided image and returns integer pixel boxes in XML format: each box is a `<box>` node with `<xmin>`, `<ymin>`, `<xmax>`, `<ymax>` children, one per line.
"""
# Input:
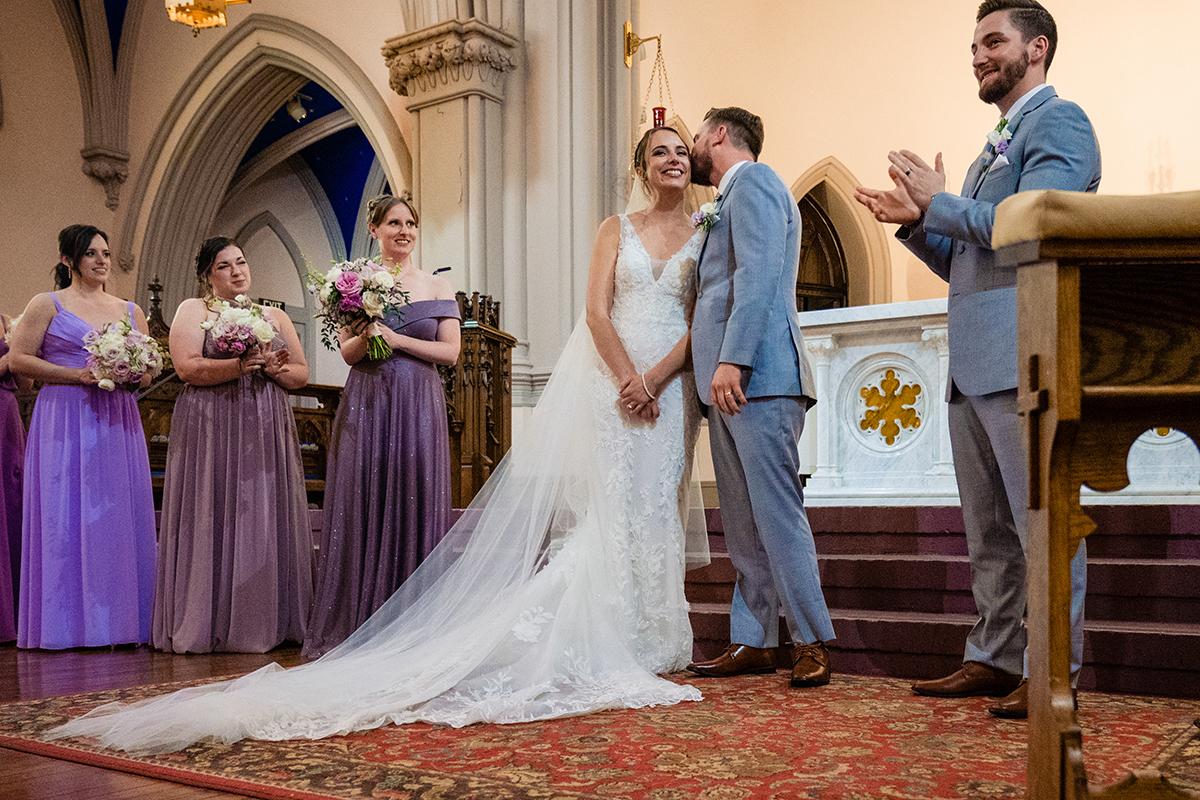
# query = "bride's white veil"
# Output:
<box><xmin>48</xmin><ymin>156</ymin><xmax>712</xmax><ymax>751</ymax></box>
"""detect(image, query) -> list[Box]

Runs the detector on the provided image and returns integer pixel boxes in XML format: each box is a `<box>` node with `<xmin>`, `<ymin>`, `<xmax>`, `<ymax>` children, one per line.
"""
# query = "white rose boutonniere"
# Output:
<box><xmin>691</xmin><ymin>202</ymin><xmax>720</xmax><ymax>233</ymax></box>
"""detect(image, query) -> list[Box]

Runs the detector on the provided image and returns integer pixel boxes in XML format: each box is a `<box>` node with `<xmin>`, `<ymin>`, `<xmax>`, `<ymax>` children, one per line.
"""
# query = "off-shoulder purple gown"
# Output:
<box><xmin>303</xmin><ymin>299</ymin><xmax>459</xmax><ymax>659</ymax></box>
<box><xmin>0</xmin><ymin>334</ymin><xmax>25</xmax><ymax>642</ymax></box>
<box><xmin>18</xmin><ymin>295</ymin><xmax>156</xmax><ymax>649</ymax></box>
<box><xmin>152</xmin><ymin>329</ymin><xmax>313</xmax><ymax>653</ymax></box>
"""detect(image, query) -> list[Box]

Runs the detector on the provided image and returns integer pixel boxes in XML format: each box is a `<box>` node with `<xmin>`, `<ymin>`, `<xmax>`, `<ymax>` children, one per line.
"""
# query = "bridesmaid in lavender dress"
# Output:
<box><xmin>303</xmin><ymin>194</ymin><xmax>461</xmax><ymax>659</ymax></box>
<box><xmin>0</xmin><ymin>313</ymin><xmax>32</xmax><ymax>642</ymax></box>
<box><xmin>9</xmin><ymin>225</ymin><xmax>157</xmax><ymax>649</ymax></box>
<box><xmin>152</xmin><ymin>237</ymin><xmax>312</xmax><ymax>653</ymax></box>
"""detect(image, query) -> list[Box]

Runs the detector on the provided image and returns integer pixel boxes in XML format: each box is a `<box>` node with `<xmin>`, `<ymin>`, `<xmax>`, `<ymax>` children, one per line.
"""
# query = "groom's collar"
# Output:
<box><xmin>716</xmin><ymin>159</ymin><xmax>751</xmax><ymax>198</ymax></box>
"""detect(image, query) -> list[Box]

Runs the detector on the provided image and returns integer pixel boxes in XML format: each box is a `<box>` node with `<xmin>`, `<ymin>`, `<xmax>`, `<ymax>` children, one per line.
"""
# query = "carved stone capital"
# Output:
<box><xmin>383</xmin><ymin>18</ymin><xmax>519</xmax><ymax>109</ymax></box>
<box><xmin>920</xmin><ymin>324</ymin><xmax>949</xmax><ymax>353</ymax></box>
<box><xmin>80</xmin><ymin>146</ymin><xmax>131</xmax><ymax>210</ymax></box>
<box><xmin>805</xmin><ymin>334</ymin><xmax>838</xmax><ymax>364</ymax></box>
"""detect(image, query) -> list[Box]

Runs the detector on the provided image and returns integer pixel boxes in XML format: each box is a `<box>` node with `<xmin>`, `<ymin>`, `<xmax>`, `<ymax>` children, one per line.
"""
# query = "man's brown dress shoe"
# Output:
<box><xmin>687</xmin><ymin>644</ymin><xmax>776</xmax><ymax>677</ymax></box>
<box><xmin>911</xmin><ymin>661</ymin><xmax>1022</xmax><ymax>698</ymax></box>
<box><xmin>988</xmin><ymin>680</ymin><xmax>1079</xmax><ymax>719</ymax></box>
<box><xmin>790</xmin><ymin>641</ymin><xmax>831</xmax><ymax>687</ymax></box>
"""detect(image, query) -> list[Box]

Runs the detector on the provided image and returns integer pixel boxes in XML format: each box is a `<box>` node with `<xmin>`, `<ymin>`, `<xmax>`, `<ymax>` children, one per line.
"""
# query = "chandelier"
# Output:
<box><xmin>166</xmin><ymin>0</ymin><xmax>251</xmax><ymax>36</ymax></box>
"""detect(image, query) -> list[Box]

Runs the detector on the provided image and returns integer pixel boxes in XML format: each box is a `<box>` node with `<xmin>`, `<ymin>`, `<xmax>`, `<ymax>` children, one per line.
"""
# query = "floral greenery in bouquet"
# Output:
<box><xmin>82</xmin><ymin>318</ymin><xmax>165</xmax><ymax>391</ymax></box>
<box><xmin>307</xmin><ymin>257</ymin><xmax>409</xmax><ymax>360</ymax></box>
<box><xmin>200</xmin><ymin>294</ymin><xmax>276</xmax><ymax>355</ymax></box>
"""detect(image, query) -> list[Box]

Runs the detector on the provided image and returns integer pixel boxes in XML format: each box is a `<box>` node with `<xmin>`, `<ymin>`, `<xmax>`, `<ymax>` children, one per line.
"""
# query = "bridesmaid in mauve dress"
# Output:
<box><xmin>303</xmin><ymin>194</ymin><xmax>461</xmax><ymax>659</ymax></box>
<box><xmin>0</xmin><ymin>313</ymin><xmax>32</xmax><ymax>642</ymax></box>
<box><xmin>9</xmin><ymin>225</ymin><xmax>157</xmax><ymax>649</ymax></box>
<box><xmin>152</xmin><ymin>237</ymin><xmax>312</xmax><ymax>653</ymax></box>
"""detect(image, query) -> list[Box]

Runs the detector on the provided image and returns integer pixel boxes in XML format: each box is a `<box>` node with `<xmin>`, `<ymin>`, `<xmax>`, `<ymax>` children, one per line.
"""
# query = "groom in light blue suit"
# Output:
<box><xmin>856</xmin><ymin>0</ymin><xmax>1100</xmax><ymax>718</ymax></box>
<box><xmin>685</xmin><ymin>107</ymin><xmax>835</xmax><ymax>688</ymax></box>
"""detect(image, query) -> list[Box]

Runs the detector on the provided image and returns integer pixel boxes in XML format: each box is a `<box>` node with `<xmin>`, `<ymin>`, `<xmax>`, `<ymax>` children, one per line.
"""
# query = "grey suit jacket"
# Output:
<box><xmin>691</xmin><ymin>161</ymin><xmax>817</xmax><ymax>407</ymax></box>
<box><xmin>900</xmin><ymin>86</ymin><xmax>1101</xmax><ymax>398</ymax></box>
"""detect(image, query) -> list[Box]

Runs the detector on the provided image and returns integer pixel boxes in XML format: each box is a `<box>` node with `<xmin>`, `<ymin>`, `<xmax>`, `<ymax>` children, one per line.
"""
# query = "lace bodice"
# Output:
<box><xmin>609</xmin><ymin>215</ymin><xmax>701</xmax><ymax>375</ymax></box>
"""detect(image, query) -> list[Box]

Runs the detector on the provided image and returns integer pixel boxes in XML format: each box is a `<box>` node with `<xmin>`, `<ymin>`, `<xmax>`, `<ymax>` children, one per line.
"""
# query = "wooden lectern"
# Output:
<box><xmin>995</xmin><ymin>189</ymin><xmax>1200</xmax><ymax>800</ymax></box>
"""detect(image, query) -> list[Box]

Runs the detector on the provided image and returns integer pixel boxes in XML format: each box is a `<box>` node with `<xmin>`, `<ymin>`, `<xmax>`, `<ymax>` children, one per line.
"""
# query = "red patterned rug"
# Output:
<box><xmin>0</xmin><ymin>673</ymin><xmax>1197</xmax><ymax>799</ymax></box>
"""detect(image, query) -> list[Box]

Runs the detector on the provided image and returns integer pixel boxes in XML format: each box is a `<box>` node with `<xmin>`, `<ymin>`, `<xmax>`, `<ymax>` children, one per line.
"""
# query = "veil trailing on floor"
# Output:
<box><xmin>49</xmin><ymin>314</ymin><xmax>709</xmax><ymax>754</ymax></box>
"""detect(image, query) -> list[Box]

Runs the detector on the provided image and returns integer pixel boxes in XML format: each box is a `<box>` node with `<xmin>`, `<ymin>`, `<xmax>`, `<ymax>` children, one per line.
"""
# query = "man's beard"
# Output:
<box><xmin>978</xmin><ymin>51</ymin><xmax>1029</xmax><ymax>105</ymax></box>
<box><xmin>690</xmin><ymin>150</ymin><xmax>714</xmax><ymax>187</ymax></box>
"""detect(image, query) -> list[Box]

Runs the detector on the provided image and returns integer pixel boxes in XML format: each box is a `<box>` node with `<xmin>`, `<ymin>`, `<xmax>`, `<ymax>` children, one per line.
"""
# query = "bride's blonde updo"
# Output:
<box><xmin>366</xmin><ymin>192</ymin><xmax>420</xmax><ymax>228</ymax></box>
<box><xmin>632</xmin><ymin>126</ymin><xmax>686</xmax><ymax>199</ymax></box>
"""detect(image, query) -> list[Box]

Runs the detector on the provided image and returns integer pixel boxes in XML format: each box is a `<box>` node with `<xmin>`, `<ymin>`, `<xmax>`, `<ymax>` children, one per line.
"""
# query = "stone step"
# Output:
<box><xmin>686</xmin><ymin>550</ymin><xmax>1200</xmax><ymax>622</ymax></box>
<box><xmin>687</xmin><ymin>604</ymin><xmax>1200</xmax><ymax>698</ymax></box>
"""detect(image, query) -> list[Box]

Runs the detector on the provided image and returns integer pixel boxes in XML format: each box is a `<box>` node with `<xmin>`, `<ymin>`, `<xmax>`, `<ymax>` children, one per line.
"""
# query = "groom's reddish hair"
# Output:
<box><xmin>703</xmin><ymin>107</ymin><xmax>764</xmax><ymax>160</ymax></box>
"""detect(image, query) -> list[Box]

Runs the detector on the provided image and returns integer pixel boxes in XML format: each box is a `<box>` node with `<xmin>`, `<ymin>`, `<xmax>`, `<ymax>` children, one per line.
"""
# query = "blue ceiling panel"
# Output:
<box><xmin>301</xmin><ymin>126</ymin><xmax>378</xmax><ymax>256</ymax></box>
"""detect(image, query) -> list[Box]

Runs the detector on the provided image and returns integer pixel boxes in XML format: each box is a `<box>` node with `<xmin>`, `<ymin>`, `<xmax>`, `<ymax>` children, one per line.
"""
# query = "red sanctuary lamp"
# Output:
<box><xmin>652</xmin><ymin>106</ymin><xmax>666</xmax><ymax>129</ymax></box>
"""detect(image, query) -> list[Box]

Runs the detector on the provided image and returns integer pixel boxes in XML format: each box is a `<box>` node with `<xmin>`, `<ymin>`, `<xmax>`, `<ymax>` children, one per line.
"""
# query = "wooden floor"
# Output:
<box><xmin>0</xmin><ymin>642</ymin><xmax>303</xmax><ymax>799</ymax></box>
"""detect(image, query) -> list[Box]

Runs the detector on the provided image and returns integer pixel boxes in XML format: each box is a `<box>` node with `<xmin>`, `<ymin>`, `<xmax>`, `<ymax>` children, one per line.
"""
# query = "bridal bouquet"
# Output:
<box><xmin>82</xmin><ymin>318</ymin><xmax>165</xmax><ymax>391</ymax></box>
<box><xmin>200</xmin><ymin>295</ymin><xmax>276</xmax><ymax>354</ymax></box>
<box><xmin>307</xmin><ymin>257</ymin><xmax>408</xmax><ymax>360</ymax></box>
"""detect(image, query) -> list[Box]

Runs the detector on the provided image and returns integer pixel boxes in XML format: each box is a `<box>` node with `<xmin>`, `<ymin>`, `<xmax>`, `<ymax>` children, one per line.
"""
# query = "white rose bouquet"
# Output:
<box><xmin>82</xmin><ymin>318</ymin><xmax>165</xmax><ymax>392</ymax></box>
<box><xmin>307</xmin><ymin>257</ymin><xmax>408</xmax><ymax>360</ymax></box>
<box><xmin>200</xmin><ymin>294</ymin><xmax>277</xmax><ymax>356</ymax></box>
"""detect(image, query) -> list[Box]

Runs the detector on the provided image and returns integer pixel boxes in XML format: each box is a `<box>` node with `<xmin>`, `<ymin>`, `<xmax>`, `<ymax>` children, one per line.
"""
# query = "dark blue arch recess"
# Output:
<box><xmin>102</xmin><ymin>0</ymin><xmax>127</xmax><ymax>71</ymax></box>
<box><xmin>240</xmin><ymin>81</ymin><xmax>381</xmax><ymax>256</ymax></box>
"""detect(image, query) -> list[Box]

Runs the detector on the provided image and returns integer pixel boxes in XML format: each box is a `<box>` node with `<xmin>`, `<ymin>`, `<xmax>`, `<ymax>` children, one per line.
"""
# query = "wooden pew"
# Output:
<box><xmin>995</xmin><ymin>189</ymin><xmax>1200</xmax><ymax>800</ymax></box>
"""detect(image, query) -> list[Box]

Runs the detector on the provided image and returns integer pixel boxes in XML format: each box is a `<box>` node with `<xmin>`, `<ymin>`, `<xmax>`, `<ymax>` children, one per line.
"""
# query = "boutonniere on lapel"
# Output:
<box><xmin>692</xmin><ymin>201</ymin><xmax>720</xmax><ymax>232</ymax></box>
<box><xmin>984</xmin><ymin>117</ymin><xmax>1017</xmax><ymax>171</ymax></box>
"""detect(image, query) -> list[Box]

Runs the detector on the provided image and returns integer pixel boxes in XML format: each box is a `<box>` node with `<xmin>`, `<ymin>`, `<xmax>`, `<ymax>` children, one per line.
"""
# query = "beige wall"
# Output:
<box><xmin>638</xmin><ymin>0</ymin><xmax>1200</xmax><ymax>302</ymax></box>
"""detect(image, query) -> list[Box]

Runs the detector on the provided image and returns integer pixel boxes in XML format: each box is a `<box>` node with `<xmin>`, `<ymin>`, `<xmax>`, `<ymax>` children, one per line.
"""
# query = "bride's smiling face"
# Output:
<box><xmin>643</xmin><ymin>129</ymin><xmax>691</xmax><ymax>196</ymax></box>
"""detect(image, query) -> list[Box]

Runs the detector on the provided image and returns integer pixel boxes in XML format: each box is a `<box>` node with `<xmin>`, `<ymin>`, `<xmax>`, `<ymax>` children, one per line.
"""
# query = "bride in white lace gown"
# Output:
<box><xmin>49</xmin><ymin>128</ymin><xmax>707</xmax><ymax>754</ymax></box>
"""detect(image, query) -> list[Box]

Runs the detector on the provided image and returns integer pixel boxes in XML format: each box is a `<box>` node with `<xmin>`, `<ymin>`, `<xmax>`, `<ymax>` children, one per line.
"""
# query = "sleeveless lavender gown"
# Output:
<box><xmin>152</xmin><ymin>329</ymin><xmax>313</xmax><ymax>653</ymax></box>
<box><xmin>0</xmin><ymin>335</ymin><xmax>25</xmax><ymax>642</ymax></box>
<box><xmin>303</xmin><ymin>299</ymin><xmax>459</xmax><ymax>659</ymax></box>
<box><xmin>18</xmin><ymin>295</ymin><xmax>156</xmax><ymax>649</ymax></box>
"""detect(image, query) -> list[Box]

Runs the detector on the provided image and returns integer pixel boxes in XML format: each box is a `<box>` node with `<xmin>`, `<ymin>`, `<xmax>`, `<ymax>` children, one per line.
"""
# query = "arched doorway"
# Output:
<box><xmin>796</xmin><ymin>194</ymin><xmax>849</xmax><ymax>312</ymax></box>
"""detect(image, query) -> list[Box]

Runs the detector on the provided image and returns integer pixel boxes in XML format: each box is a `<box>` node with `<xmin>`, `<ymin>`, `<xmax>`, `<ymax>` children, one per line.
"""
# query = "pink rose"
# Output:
<box><xmin>339</xmin><ymin>294</ymin><xmax>364</xmax><ymax>312</ymax></box>
<box><xmin>334</xmin><ymin>271</ymin><xmax>363</xmax><ymax>295</ymax></box>
<box><xmin>112</xmin><ymin>361</ymin><xmax>132</xmax><ymax>381</ymax></box>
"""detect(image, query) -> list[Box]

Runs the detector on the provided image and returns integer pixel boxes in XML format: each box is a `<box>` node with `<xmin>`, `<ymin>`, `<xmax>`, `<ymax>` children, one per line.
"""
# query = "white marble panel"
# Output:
<box><xmin>798</xmin><ymin>300</ymin><xmax>1200</xmax><ymax>506</ymax></box>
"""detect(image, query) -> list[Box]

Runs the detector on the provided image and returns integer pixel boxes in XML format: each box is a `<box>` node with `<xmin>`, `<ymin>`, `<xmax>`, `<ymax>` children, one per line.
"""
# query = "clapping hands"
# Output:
<box><xmin>854</xmin><ymin>150</ymin><xmax>946</xmax><ymax>225</ymax></box>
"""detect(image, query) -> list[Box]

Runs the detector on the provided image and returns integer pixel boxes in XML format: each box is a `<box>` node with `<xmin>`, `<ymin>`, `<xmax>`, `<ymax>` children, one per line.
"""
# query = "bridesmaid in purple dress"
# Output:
<box><xmin>303</xmin><ymin>194</ymin><xmax>461</xmax><ymax>659</ymax></box>
<box><xmin>0</xmin><ymin>313</ymin><xmax>32</xmax><ymax>642</ymax></box>
<box><xmin>9</xmin><ymin>225</ymin><xmax>157</xmax><ymax>649</ymax></box>
<box><xmin>152</xmin><ymin>238</ymin><xmax>312</xmax><ymax>653</ymax></box>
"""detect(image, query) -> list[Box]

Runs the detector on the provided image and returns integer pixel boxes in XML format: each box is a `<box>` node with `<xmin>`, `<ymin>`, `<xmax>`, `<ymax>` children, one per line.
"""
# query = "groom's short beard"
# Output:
<box><xmin>978</xmin><ymin>51</ymin><xmax>1029</xmax><ymax>105</ymax></box>
<box><xmin>690</xmin><ymin>152</ymin><xmax>714</xmax><ymax>187</ymax></box>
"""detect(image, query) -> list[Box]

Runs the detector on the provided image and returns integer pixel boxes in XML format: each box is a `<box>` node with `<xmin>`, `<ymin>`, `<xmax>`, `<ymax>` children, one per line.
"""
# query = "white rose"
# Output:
<box><xmin>361</xmin><ymin>293</ymin><xmax>385</xmax><ymax>318</ymax></box>
<box><xmin>326</xmin><ymin>267</ymin><xmax>343</xmax><ymax>282</ymax></box>
<box><xmin>371</xmin><ymin>271</ymin><xmax>395</xmax><ymax>290</ymax></box>
<box><xmin>97</xmin><ymin>378</ymin><xmax>116</xmax><ymax>391</ymax></box>
<box><xmin>699</xmin><ymin>201</ymin><xmax>717</xmax><ymax>215</ymax></box>
<box><xmin>319</xmin><ymin>285</ymin><xmax>332</xmax><ymax>304</ymax></box>
<box><xmin>251</xmin><ymin>319</ymin><xmax>275</xmax><ymax>343</ymax></box>
<box><xmin>200</xmin><ymin>320</ymin><xmax>214</xmax><ymax>330</ymax></box>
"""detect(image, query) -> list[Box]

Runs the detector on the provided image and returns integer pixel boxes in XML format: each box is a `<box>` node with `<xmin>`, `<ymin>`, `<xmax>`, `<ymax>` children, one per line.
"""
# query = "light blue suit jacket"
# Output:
<box><xmin>691</xmin><ymin>161</ymin><xmax>816</xmax><ymax>407</ymax></box>
<box><xmin>900</xmin><ymin>86</ymin><xmax>1101</xmax><ymax>398</ymax></box>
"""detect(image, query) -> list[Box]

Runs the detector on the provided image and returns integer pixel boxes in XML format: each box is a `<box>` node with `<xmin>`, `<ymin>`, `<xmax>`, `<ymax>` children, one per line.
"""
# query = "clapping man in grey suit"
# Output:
<box><xmin>855</xmin><ymin>0</ymin><xmax>1100</xmax><ymax>718</ymax></box>
<box><xmin>686</xmin><ymin>107</ymin><xmax>836</xmax><ymax>688</ymax></box>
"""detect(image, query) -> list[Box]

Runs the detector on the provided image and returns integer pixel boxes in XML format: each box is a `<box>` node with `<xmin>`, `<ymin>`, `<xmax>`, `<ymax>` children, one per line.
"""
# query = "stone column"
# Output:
<box><xmin>383</xmin><ymin>19</ymin><xmax>518</xmax><ymax>302</ymax></box>
<box><xmin>921</xmin><ymin>324</ymin><xmax>955</xmax><ymax>477</ymax></box>
<box><xmin>805</xmin><ymin>335</ymin><xmax>842</xmax><ymax>485</ymax></box>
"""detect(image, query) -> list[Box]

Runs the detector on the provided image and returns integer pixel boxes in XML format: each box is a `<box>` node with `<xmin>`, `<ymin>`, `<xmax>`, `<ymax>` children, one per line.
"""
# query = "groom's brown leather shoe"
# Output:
<box><xmin>790</xmin><ymin>641</ymin><xmax>831</xmax><ymax>687</ymax></box>
<box><xmin>687</xmin><ymin>644</ymin><xmax>776</xmax><ymax>677</ymax></box>
<box><xmin>987</xmin><ymin>680</ymin><xmax>1079</xmax><ymax>719</ymax></box>
<box><xmin>911</xmin><ymin>661</ymin><xmax>1021</xmax><ymax>698</ymax></box>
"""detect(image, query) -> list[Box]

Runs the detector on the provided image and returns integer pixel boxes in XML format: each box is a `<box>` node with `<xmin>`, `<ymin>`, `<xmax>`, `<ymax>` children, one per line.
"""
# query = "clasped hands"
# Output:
<box><xmin>618</xmin><ymin>372</ymin><xmax>660</xmax><ymax>422</ymax></box>
<box><xmin>854</xmin><ymin>150</ymin><xmax>946</xmax><ymax>225</ymax></box>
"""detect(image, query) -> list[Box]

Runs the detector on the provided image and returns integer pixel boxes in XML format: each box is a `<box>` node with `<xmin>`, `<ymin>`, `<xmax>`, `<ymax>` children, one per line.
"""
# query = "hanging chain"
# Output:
<box><xmin>639</xmin><ymin>41</ymin><xmax>676</xmax><ymax>120</ymax></box>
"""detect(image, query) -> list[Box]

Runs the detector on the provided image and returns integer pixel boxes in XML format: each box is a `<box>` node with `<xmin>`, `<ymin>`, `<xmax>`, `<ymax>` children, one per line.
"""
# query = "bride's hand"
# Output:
<box><xmin>619</xmin><ymin>373</ymin><xmax>654</xmax><ymax>408</ymax></box>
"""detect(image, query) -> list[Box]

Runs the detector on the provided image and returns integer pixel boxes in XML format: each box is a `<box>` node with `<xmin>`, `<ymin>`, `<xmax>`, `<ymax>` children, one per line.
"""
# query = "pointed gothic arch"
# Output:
<box><xmin>119</xmin><ymin>14</ymin><xmax>411</xmax><ymax>317</ymax></box>
<box><xmin>234</xmin><ymin>210</ymin><xmax>318</xmax><ymax>364</ymax></box>
<box><xmin>791</xmin><ymin>156</ymin><xmax>892</xmax><ymax>307</ymax></box>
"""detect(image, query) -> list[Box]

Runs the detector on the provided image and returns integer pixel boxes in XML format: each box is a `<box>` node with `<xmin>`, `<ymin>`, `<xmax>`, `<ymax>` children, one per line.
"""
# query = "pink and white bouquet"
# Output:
<box><xmin>200</xmin><ymin>295</ymin><xmax>276</xmax><ymax>355</ymax></box>
<box><xmin>307</xmin><ymin>257</ymin><xmax>408</xmax><ymax>360</ymax></box>
<box><xmin>82</xmin><ymin>318</ymin><xmax>165</xmax><ymax>391</ymax></box>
